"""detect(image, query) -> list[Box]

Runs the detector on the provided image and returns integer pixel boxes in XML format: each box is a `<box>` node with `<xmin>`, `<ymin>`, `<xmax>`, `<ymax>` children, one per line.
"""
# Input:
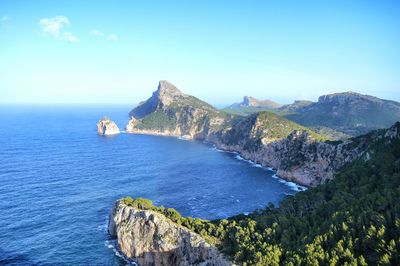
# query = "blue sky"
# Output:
<box><xmin>1</xmin><ymin>0</ymin><xmax>399</xmax><ymax>105</ymax></box>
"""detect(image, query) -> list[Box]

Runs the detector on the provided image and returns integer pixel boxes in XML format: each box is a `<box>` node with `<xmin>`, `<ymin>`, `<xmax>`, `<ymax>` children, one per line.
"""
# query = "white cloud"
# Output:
<box><xmin>63</xmin><ymin>32</ymin><xmax>78</xmax><ymax>43</ymax></box>
<box><xmin>89</xmin><ymin>29</ymin><xmax>104</xmax><ymax>37</ymax></box>
<box><xmin>1</xmin><ymin>16</ymin><xmax>10</xmax><ymax>22</ymax></box>
<box><xmin>107</xmin><ymin>33</ymin><xmax>118</xmax><ymax>41</ymax></box>
<box><xmin>39</xmin><ymin>16</ymin><xmax>78</xmax><ymax>43</ymax></box>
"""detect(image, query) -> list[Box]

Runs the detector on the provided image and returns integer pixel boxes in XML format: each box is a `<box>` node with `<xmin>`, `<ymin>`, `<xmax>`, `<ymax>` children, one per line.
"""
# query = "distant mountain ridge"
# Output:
<box><xmin>228</xmin><ymin>96</ymin><xmax>282</xmax><ymax>109</ymax></box>
<box><xmin>284</xmin><ymin>91</ymin><xmax>400</xmax><ymax>136</ymax></box>
<box><xmin>225</xmin><ymin>91</ymin><xmax>400</xmax><ymax>137</ymax></box>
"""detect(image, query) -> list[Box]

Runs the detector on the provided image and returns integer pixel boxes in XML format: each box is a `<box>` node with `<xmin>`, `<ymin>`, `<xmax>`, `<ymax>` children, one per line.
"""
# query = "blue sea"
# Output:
<box><xmin>0</xmin><ymin>105</ymin><xmax>303</xmax><ymax>265</ymax></box>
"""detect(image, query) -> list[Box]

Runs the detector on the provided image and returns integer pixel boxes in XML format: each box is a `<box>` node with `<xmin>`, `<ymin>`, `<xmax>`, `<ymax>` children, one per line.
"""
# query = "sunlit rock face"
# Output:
<box><xmin>97</xmin><ymin>117</ymin><xmax>120</xmax><ymax>135</ymax></box>
<box><xmin>126</xmin><ymin>80</ymin><xmax>231</xmax><ymax>140</ymax></box>
<box><xmin>109</xmin><ymin>200</ymin><xmax>231</xmax><ymax>266</ymax></box>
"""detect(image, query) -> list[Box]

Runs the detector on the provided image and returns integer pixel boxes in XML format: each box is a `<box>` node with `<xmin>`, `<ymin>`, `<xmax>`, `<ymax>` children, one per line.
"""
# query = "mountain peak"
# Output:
<box><xmin>318</xmin><ymin>91</ymin><xmax>379</xmax><ymax>104</ymax></box>
<box><xmin>154</xmin><ymin>80</ymin><xmax>186</xmax><ymax>106</ymax></box>
<box><xmin>157</xmin><ymin>80</ymin><xmax>182</xmax><ymax>95</ymax></box>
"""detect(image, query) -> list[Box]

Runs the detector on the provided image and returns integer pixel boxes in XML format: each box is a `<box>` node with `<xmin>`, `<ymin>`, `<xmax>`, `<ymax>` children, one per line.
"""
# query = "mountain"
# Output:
<box><xmin>277</xmin><ymin>100</ymin><xmax>313</xmax><ymax>113</ymax></box>
<box><xmin>227</xmin><ymin>96</ymin><xmax>281</xmax><ymax>109</ymax></box>
<box><xmin>112</xmin><ymin>122</ymin><xmax>400</xmax><ymax>265</ymax></box>
<box><xmin>223</xmin><ymin>96</ymin><xmax>282</xmax><ymax>116</ymax></box>
<box><xmin>283</xmin><ymin>91</ymin><xmax>400</xmax><ymax>136</ymax></box>
<box><xmin>123</xmin><ymin>82</ymin><xmax>400</xmax><ymax>186</ymax></box>
<box><xmin>126</xmin><ymin>80</ymin><xmax>233</xmax><ymax>139</ymax></box>
<box><xmin>209</xmin><ymin>110</ymin><xmax>378</xmax><ymax>186</ymax></box>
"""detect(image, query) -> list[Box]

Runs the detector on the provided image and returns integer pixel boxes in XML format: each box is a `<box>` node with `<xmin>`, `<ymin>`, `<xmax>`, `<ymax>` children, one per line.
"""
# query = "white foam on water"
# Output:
<box><xmin>105</xmin><ymin>240</ymin><xmax>138</xmax><ymax>265</ymax></box>
<box><xmin>206</xmin><ymin>141</ymin><xmax>308</xmax><ymax>192</ymax></box>
<box><xmin>97</xmin><ymin>216</ymin><xmax>109</xmax><ymax>232</ymax></box>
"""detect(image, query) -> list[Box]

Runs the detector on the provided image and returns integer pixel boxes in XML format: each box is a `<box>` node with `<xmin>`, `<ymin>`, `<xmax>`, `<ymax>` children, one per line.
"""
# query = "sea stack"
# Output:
<box><xmin>97</xmin><ymin>117</ymin><xmax>120</xmax><ymax>135</ymax></box>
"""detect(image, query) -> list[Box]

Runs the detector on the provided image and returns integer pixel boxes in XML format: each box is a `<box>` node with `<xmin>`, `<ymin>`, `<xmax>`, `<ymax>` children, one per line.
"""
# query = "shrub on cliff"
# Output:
<box><xmin>121</xmin><ymin>124</ymin><xmax>400</xmax><ymax>265</ymax></box>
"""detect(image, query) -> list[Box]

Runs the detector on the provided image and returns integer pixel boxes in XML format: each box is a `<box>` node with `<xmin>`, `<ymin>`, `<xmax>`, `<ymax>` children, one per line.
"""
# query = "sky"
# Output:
<box><xmin>0</xmin><ymin>0</ymin><xmax>399</xmax><ymax>106</ymax></box>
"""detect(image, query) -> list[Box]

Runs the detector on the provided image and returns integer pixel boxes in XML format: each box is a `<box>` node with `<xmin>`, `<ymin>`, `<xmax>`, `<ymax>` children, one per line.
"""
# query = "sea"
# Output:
<box><xmin>0</xmin><ymin>105</ymin><xmax>304</xmax><ymax>265</ymax></box>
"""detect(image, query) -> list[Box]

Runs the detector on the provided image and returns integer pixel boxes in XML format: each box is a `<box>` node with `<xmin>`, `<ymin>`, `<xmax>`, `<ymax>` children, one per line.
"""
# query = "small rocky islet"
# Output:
<box><xmin>99</xmin><ymin>81</ymin><xmax>400</xmax><ymax>265</ymax></box>
<box><xmin>97</xmin><ymin>116</ymin><xmax>120</xmax><ymax>135</ymax></box>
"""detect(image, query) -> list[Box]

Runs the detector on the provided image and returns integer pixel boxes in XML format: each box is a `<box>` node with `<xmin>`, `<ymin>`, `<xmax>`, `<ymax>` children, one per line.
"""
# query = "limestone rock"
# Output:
<box><xmin>109</xmin><ymin>200</ymin><xmax>231</xmax><ymax>266</ymax></box>
<box><xmin>97</xmin><ymin>117</ymin><xmax>120</xmax><ymax>135</ymax></box>
<box><xmin>126</xmin><ymin>81</ymin><xmax>230</xmax><ymax>140</ymax></box>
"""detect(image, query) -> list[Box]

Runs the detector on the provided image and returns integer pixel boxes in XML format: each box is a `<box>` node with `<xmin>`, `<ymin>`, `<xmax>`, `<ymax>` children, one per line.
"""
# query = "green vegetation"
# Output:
<box><xmin>221</xmin><ymin>111</ymin><xmax>327</xmax><ymax>152</ymax></box>
<box><xmin>122</xmin><ymin>123</ymin><xmax>400</xmax><ymax>265</ymax></box>
<box><xmin>284</xmin><ymin>99</ymin><xmax>400</xmax><ymax>137</ymax></box>
<box><xmin>135</xmin><ymin>110</ymin><xmax>177</xmax><ymax>131</ymax></box>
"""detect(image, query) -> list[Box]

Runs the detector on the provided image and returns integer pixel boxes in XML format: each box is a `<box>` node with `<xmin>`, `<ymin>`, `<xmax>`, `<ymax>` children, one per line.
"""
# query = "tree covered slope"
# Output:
<box><xmin>122</xmin><ymin>122</ymin><xmax>400</xmax><ymax>265</ymax></box>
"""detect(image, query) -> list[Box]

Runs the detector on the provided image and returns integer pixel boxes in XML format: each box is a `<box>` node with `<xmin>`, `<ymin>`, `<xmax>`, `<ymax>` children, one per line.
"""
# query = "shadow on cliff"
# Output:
<box><xmin>113</xmin><ymin>245</ymin><xmax>229</xmax><ymax>266</ymax></box>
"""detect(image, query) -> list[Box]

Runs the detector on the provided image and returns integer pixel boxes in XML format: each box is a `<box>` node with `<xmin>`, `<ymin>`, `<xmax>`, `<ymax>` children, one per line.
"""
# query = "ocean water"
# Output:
<box><xmin>0</xmin><ymin>105</ymin><xmax>303</xmax><ymax>265</ymax></box>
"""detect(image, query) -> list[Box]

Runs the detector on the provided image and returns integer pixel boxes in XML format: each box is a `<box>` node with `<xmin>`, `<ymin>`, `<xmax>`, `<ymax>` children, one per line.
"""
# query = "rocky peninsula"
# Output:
<box><xmin>109</xmin><ymin>198</ymin><xmax>231</xmax><ymax>266</ymax></box>
<box><xmin>99</xmin><ymin>80</ymin><xmax>400</xmax><ymax>187</ymax></box>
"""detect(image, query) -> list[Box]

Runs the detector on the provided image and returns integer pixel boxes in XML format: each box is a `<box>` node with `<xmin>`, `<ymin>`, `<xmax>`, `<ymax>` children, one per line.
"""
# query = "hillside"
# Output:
<box><xmin>126</xmin><ymin>80</ymin><xmax>233</xmax><ymax>139</ymax></box>
<box><xmin>116</xmin><ymin>122</ymin><xmax>400</xmax><ymax>265</ymax></box>
<box><xmin>209</xmin><ymin>111</ymin><xmax>380</xmax><ymax>186</ymax></box>
<box><xmin>212</xmin><ymin>111</ymin><xmax>325</xmax><ymax>152</ymax></box>
<box><xmin>283</xmin><ymin>92</ymin><xmax>400</xmax><ymax>136</ymax></box>
<box><xmin>223</xmin><ymin>92</ymin><xmax>400</xmax><ymax>139</ymax></box>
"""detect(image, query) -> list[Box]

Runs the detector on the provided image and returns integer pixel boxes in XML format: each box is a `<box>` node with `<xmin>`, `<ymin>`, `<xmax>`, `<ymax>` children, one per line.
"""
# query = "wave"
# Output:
<box><xmin>273</xmin><ymin>174</ymin><xmax>307</xmax><ymax>191</ymax></box>
<box><xmin>233</xmin><ymin>155</ymin><xmax>307</xmax><ymax>192</ymax></box>
<box><xmin>105</xmin><ymin>240</ymin><xmax>138</xmax><ymax>265</ymax></box>
<box><xmin>206</xmin><ymin>142</ymin><xmax>307</xmax><ymax>192</ymax></box>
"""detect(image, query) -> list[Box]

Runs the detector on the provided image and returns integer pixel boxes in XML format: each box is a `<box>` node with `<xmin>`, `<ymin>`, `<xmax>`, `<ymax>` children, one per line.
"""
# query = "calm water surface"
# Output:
<box><xmin>0</xmin><ymin>105</ymin><xmax>302</xmax><ymax>265</ymax></box>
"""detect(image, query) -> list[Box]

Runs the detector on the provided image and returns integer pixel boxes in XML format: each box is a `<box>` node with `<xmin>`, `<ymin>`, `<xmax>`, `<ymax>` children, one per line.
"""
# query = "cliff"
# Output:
<box><xmin>126</xmin><ymin>81</ymin><xmax>232</xmax><ymax>139</ymax></box>
<box><xmin>122</xmin><ymin>81</ymin><xmax>400</xmax><ymax>187</ymax></box>
<box><xmin>97</xmin><ymin>117</ymin><xmax>120</xmax><ymax>135</ymax></box>
<box><xmin>108</xmin><ymin>199</ymin><xmax>231</xmax><ymax>266</ymax></box>
<box><xmin>110</xmin><ymin>122</ymin><xmax>400</xmax><ymax>265</ymax></box>
<box><xmin>211</xmin><ymin>117</ymin><xmax>400</xmax><ymax>186</ymax></box>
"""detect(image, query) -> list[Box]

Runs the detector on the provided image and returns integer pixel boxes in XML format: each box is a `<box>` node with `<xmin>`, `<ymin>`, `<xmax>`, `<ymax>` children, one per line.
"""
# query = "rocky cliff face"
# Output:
<box><xmin>122</xmin><ymin>82</ymin><xmax>400</xmax><ymax>187</ymax></box>
<box><xmin>97</xmin><ymin>117</ymin><xmax>120</xmax><ymax>135</ymax></box>
<box><xmin>126</xmin><ymin>81</ymin><xmax>231</xmax><ymax>140</ymax></box>
<box><xmin>109</xmin><ymin>200</ymin><xmax>231</xmax><ymax>266</ymax></box>
<box><xmin>211</xmin><ymin>121</ymin><xmax>400</xmax><ymax>187</ymax></box>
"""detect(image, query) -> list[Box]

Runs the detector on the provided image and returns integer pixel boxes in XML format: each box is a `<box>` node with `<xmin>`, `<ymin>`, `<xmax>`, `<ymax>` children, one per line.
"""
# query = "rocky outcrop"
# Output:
<box><xmin>97</xmin><ymin>117</ymin><xmax>120</xmax><ymax>135</ymax></box>
<box><xmin>126</xmin><ymin>81</ymin><xmax>231</xmax><ymax>140</ymax></box>
<box><xmin>211</xmin><ymin>122</ymin><xmax>400</xmax><ymax>187</ymax></box>
<box><xmin>109</xmin><ymin>200</ymin><xmax>231</xmax><ymax>266</ymax></box>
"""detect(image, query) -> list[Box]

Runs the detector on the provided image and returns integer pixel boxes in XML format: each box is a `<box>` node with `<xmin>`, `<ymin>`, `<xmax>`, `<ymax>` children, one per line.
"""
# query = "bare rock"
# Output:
<box><xmin>97</xmin><ymin>117</ymin><xmax>120</xmax><ymax>135</ymax></box>
<box><xmin>109</xmin><ymin>200</ymin><xmax>231</xmax><ymax>266</ymax></box>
